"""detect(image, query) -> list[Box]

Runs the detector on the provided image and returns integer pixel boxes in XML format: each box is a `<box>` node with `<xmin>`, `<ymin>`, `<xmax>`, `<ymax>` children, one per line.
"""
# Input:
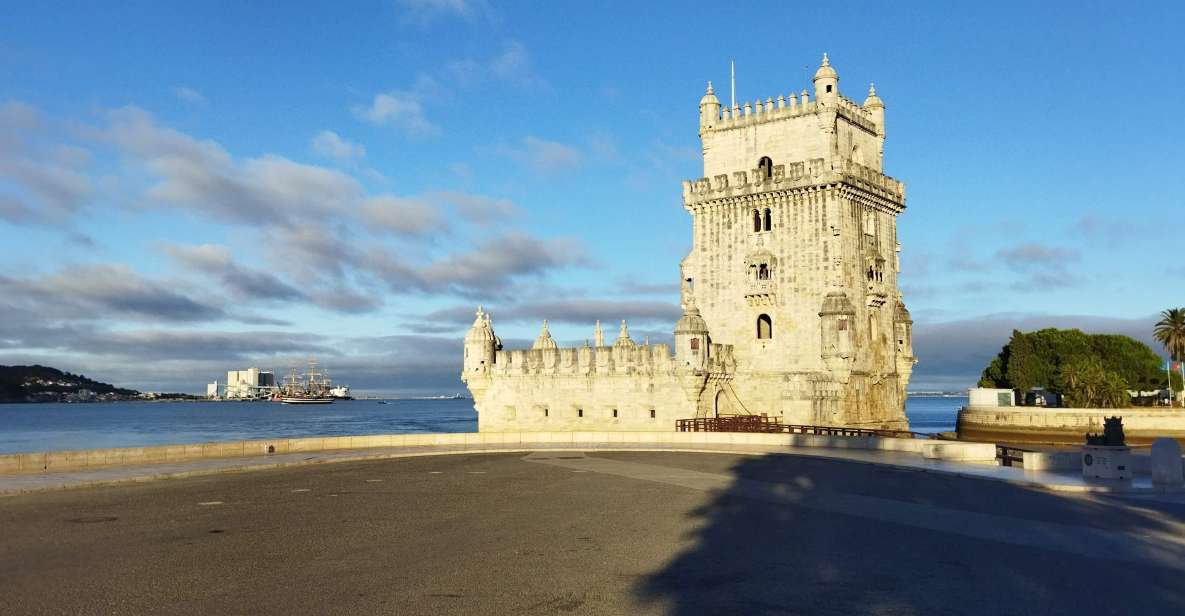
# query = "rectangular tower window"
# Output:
<box><xmin>649</xmin><ymin>409</ymin><xmax>656</xmax><ymax>419</ymax></box>
<box><xmin>577</xmin><ymin>409</ymin><xmax>583</xmax><ymax>418</ymax></box>
<box><xmin>612</xmin><ymin>409</ymin><xmax>618</xmax><ymax>418</ymax></box>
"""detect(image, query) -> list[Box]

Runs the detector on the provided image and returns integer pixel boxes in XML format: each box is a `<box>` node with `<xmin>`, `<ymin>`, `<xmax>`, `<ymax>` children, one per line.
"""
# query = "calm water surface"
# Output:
<box><xmin>0</xmin><ymin>396</ymin><xmax>965</xmax><ymax>454</ymax></box>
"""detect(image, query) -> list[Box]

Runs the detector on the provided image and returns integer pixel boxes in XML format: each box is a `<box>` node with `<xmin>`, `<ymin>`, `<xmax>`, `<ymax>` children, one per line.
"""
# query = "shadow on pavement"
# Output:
<box><xmin>633</xmin><ymin>453</ymin><xmax>1185</xmax><ymax>615</ymax></box>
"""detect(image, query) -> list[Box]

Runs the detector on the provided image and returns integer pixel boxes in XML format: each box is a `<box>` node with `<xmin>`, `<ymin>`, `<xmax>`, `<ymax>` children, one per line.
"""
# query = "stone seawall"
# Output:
<box><xmin>958</xmin><ymin>406</ymin><xmax>1185</xmax><ymax>445</ymax></box>
<box><xmin>0</xmin><ymin>431</ymin><xmax>997</xmax><ymax>474</ymax></box>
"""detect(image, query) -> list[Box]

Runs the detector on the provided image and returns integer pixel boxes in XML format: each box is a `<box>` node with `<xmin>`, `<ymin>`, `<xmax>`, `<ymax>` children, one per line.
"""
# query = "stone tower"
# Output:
<box><xmin>681</xmin><ymin>54</ymin><xmax>914</xmax><ymax>428</ymax></box>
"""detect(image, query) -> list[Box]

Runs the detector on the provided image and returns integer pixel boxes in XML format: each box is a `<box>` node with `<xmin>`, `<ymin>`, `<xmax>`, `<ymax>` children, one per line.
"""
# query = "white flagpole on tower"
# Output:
<box><xmin>730</xmin><ymin>60</ymin><xmax>736</xmax><ymax>109</ymax></box>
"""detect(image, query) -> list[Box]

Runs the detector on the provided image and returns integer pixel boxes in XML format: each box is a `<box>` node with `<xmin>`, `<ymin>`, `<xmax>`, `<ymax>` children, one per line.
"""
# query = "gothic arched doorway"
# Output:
<box><xmin>714</xmin><ymin>388</ymin><xmax>735</xmax><ymax>417</ymax></box>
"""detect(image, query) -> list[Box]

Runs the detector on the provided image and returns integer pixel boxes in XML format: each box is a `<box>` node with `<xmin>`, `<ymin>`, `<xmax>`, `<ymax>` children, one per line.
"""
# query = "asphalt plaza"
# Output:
<box><xmin>2</xmin><ymin>451</ymin><xmax>1184</xmax><ymax>615</ymax></box>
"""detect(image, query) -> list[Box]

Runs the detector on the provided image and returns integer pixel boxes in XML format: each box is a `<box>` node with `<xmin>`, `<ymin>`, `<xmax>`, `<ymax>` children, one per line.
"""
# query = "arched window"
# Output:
<box><xmin>763</xmin><ymin>208</ymin><xmax>772</xmax><ymax>231</ymax></box>
<box><xmin>690</xmin><ymin>337</ymin><xmax>700</xmax><ymax>353</ymax></box>
<box><xmin>753</xmin><ymin>209</ymin><xmax>761</xmax><ymax>232</ymax></box>
<box><xmin>757</xmin><ymin>314</ymin><xmax>772</xmax><ymax>339</ymax></box>
<box><xmin>757</xmin><ymin>156</ymin><xmax>773</xmax><ymax>180</ymax></box>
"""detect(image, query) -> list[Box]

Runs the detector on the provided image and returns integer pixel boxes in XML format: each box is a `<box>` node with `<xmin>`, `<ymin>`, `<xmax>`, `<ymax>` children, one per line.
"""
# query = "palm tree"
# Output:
<box><xmin>1155</xmin><ymin>308</ymin><xmax>1185</xmax><ymax>407</ymax></box>
<box><xmin>1155</xmin><ymin>308</ymin><xmax>1185</xmax><ymax>361</ymax></box>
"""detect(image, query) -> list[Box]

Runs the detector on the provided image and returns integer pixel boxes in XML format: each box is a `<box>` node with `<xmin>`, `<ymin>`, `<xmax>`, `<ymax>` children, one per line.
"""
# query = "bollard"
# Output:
<box><xmin>1150</xmin><ymin>438</ymin><xmax>1184</xmax><ymax>488</ymax></box>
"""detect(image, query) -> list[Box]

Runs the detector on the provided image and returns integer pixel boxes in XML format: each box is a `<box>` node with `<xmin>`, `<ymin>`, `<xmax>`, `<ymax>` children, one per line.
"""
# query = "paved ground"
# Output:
<box><xmin>2</xmin><ymin>451</ymin><xmax>1184</xmax><ymax>615</ymax></box>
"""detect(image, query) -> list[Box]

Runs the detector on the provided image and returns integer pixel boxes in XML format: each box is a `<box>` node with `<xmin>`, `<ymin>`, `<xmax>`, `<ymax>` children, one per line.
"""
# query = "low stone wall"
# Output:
<box><xmin>0</xmin><ymin>431</ymin><xmax>995</xmax><ymax>475</ymax></box>
<box><xmin>958</xmin><ymin>406</ymin><xmax>1185</xmax><ymax>445</ymax></box>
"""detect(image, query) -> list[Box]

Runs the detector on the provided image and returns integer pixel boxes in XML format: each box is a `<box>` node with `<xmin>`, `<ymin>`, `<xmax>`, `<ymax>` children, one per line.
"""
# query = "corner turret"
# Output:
<box><xmin>812</xmin><ymin>53</ymin><xmax>839</xmax><ymax>105</ymax></box>
<box><xmin>674</xmin><ymin>295</ymin><xmax>710</xmax><ymax>370</ymax></box>
<box><xmin>463</xmin><ymin>306</ymin><xmax>498</xmax><ymax>377</ymax></box>
<box><xmin>863</xmin><ymin>82</ymin><xmax>885</xmax><ymax>137</ymax></box>
<box><xmin>698</xmin><ymin>81</ymin><xmax>721</xmax><ymax>133</ymax></box>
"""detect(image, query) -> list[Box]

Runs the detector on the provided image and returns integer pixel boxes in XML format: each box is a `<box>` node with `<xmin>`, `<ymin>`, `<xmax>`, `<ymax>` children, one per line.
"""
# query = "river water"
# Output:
<box><xmin>0</xmin><ymin>396</ymin><xmax>967</xmax><ymax>454</ymax></box>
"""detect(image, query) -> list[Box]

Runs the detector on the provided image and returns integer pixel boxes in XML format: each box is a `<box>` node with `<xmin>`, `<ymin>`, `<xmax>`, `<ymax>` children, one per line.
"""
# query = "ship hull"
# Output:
<box><xmin>279</xmin><ymin>397</ymin><xmax>334</xmax><ymax>405</ymax></box>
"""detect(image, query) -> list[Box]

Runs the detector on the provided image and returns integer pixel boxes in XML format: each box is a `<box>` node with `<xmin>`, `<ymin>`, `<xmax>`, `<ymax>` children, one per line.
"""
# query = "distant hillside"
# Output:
<box><xmin>0</xmin><ymin>365</ymin><xmax>140</xmax><ymax>402</ymax></box>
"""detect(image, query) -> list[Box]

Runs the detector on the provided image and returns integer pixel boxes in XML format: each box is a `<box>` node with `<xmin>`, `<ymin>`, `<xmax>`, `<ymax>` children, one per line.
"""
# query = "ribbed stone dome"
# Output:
<box><xmin>675</xmin><ymin>305</ymin><xmax>709</xmax><ymax>334</ymax></box>
<box><xmin>819</xmin><ymin>291</ymin><xmax>856</xmax><ymax>316</ymax></box>
<box><xmin>531</xmin><ymin>320</ymin><xmax>558</xmax><ymax>350</ymax></box>
<box><xmin>863</xmin><ymin>83</ymin><xmax>884</xmax><ymax>109</ymax></box>
<box><xmin>813</xmin><ymin>53</ymin><xmax>838</xmax><ymax>81</ymax></box>
<box><xmin>699</xmin><ymin>81</ymin><xmax>720</xmax><ymax>107</ymax></box>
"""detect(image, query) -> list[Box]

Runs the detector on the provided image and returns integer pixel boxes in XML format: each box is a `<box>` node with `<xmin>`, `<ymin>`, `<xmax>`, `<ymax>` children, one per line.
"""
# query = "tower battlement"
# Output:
<box><xmin>707</xmin><ymin>91</ymin><xmax>878</xmax><ymax>135</ymax></box>
<box><xmin>682</xmin><ymin>157</ymin><xmax>905</xmax><ymax>207</ymax></box>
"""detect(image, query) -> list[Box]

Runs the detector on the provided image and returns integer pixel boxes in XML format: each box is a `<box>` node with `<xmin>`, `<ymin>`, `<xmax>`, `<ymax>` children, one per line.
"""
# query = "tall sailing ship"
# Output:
<box><xmin>275</xmin><ymin>359</ymin><xmax>335</xmax><ymax>405</ymax></box>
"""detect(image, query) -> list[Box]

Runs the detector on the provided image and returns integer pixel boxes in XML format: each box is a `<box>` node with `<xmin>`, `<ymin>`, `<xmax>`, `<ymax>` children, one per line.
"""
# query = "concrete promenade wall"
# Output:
<box><xmin>958</xmin><ymin>406</ymin><xmax>1185</xmax><ymax>445</ymax></box>
<box><xmin>1022</xmin><ymin>449</ymin><xmax>1185</xmax><ymax>476</ymax></box>
<box><xmin>0</xmin><ymin>431</ymin><xmax>997</xmax><ymax>474</ymax></box>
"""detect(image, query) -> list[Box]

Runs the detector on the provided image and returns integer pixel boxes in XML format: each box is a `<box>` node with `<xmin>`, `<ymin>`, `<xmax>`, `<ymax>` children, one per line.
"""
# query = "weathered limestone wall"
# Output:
<box><xmin>958</xmin><ymin>406</ymin><xmax>1185</xmax><ymax>445</ymax></box>
<box><xmin>472</xmin><ymin>373</ymin><xmax>691</xmax><ymax>432</ymax></box>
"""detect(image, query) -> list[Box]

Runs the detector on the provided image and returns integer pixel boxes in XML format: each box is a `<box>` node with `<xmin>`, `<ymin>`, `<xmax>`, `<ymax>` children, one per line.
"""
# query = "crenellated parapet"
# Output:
<box><xmin>493</xmin><ymin>342</ymin><xmax>676</xmax><ymax>377</ymax></box>
<box><xmin>708</xmin><ymin>91</ymin><xmax>878</xmax><ymax>135</ymax></box>
<box><xmin>682</xmin><ymin>157</ymin><xmax>905</xmax><ymax>207</ymax></box>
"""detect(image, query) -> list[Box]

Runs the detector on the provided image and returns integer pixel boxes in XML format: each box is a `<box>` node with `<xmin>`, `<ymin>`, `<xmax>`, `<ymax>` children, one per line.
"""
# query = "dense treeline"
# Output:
<box><xmin>0</xmin><ymin>365</ymin><xmax>139</xmax><ymax>401</ymax></box>
<box><xmin>978</xmin><ymin>329</ymin><xmax>1175</xmax><ymax>408</ymax></box>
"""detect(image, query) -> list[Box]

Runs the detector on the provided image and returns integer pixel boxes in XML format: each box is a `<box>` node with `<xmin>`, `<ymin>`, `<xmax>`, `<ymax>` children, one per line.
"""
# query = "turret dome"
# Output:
<box><xmin>531</xmin><ymin>320</ymin><xmax>558</xmax><ymax>350</ymax></box>
<box><xmin>675</xmin><ymin>304</ymin><xmax>708</xmax><ymax>334</ymax></box>
<box><xmin>465</xmin><ymin>306</ymin><xmax>495</xmax><ymax>344</ymax></box>
<box><xmin>894</xmin><ymin>299</ymin><xmax>912</xmax><ymax>324</ymax></box>
<box><xmin>699</xmin><ymin>81</ymin><xmax>721</xmax><ymax>107</ymax></box>
<box><xmin>613</xmin><ymin>320</ymin><xmax>637</xmax><ymax>350</ymax></box>
<box><xmin>813</xmin><ymin>53</ymin><xmax>838</xmax><ymax>81</ymax></box>
<box><xmin>863</xmin><ymin>83</ymin><xmax>884</xmax><ymax>109</ymax></box>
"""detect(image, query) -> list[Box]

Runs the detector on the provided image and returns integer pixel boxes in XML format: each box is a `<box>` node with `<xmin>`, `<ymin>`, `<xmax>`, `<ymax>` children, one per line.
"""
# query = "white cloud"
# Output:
<box><xmin>446</xmin><ymin>40</ymin><xmax>542</xmax><ymax>88</ymax></box>
<box><xmin>395</xmin><ymin>0</ymin><xmax>486</xmax><ymax>23</ymax></box>
<box><xmin>171</xmin><ymin>86</ymin><xmax>206</xmax><ymax>105</ymax></box>
<box><xmin>501</xmin><ymin>136</ymin><xmax>582</xmax><ymax>173</ymax></box>
<box><xmin>362</xmin><ymin>195</ymin><xmax>445</xmax><ymax>236</ymax></box>
<box><xmin>0</xmin><ymin>102</ymin><xmax>94</xmax><ymax>224</ymax></box>
<box><xmin>433</xmin><ymin>191</ymin><xmax>519</xmax><ymax>224</ymax></box>
<box><xmin>311</xmin><ymin>130</ymin><xmax>366</xmax><ymax>161</ymax></box>
<box><xmin>352</xmin><ymin>91</ymin><xmax>438</xmax><ymax>137</ymax></box>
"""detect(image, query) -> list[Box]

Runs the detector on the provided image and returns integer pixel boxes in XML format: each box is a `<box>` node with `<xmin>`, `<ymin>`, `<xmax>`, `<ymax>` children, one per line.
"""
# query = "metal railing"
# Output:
<box><xmin>995</xmin><ymin>444</ymin><xmax>1033</xmax><ymax>467</ymax></box>
<box><xmin>675</xmin><ymin>416</ymin><xmax>943</xmax><ymax>440</ymax></box>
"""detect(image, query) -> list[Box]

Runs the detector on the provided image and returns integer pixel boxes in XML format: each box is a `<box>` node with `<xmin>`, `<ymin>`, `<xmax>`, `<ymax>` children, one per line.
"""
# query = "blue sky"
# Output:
<box><xmin>1</xmin><ymin>1</ymin><xmax>1182</xmax><ymax>393</ymax></box>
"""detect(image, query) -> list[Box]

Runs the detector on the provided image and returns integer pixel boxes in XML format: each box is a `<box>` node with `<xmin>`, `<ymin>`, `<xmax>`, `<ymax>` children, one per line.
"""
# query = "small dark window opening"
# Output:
<box><xmin>758</xmin><ymin>264</ymin><xmax>769</xmax><ymax>280</ymax></box>
<box><xmin>757</xmin><ymin>314</ymin><xmax>773</xmax><ymax>339</ymax></box>
<box><xmin>826</xmin><ymin>85</ymin><xmax>833</xmax><ymax>93</ymax></box>
<box><xmin>838</xmin><ymin>318</ymin><xmax>848</xmax><ymax>331</ymax></box>
<box><xmin>763</xmin><ymin>208</ymin><xmax>772</xmax><ymax>231</ymax></box>
<box><xmin>544</xmin><ymin>408</ymin><xmax>549</xmax><ymax>418</ymax></box>
<box><xmin>577</xmin><ymin>409</ymin><xmax>583</xmax><ymax>418</ymax></box>
<box><xmin>612</xmin><ymin>409</ymin><xmax>618</xmax><ymax>418</ymax></box>
<box><xmin>753</xmin><ymin>209</ymin><xmax>761</xmax><ymax>232</ymax></box>
<box><xmin>690</xmin><ymin>337</ymin><xmax>700</xmax><ymax>353</ymax></box>
<box><xmin>649</xmin><ymin>409</ymin><xmax>656</xmax><ymax>419</ymax></box>
<box><xmin>757</xmin><ymin>156</ymin><xmax>773</xmax><ymax>180</ymax></box>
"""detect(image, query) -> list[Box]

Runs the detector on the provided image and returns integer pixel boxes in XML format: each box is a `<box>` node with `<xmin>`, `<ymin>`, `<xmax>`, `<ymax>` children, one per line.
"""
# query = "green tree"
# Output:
<box><xmin>1154</xmin><ymin>308</ymin><xmax>1185</xmax><ymax>361</ymax></box>
<box><xmin>978</xmin><ymin>328</ymin><xmax>1158</xmax><ymax>406</ymax></box>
